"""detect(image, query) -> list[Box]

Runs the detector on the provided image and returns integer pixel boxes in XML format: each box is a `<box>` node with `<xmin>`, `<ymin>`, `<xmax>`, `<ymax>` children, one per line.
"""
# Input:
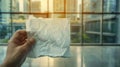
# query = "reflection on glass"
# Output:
<box><xmin>102</xmin><ymin>47</ymin><xmax>120</xmax><ymax>67</ymax></box>
<box><xmin>66</xmin><ymin>0</ymin><xmax>78</xmax><ymax>12</ymax></box>
<box><xmin>0</xmin><ymin>0</ymin><xmax>10</xmax><ymax>12</ymax></box>
<box><xmin>20</xmin><ymin>46</ymin><xmax>120</xmax><ymax>67</ymax></box>
<box><xmin>53</xmin><ymin>0</ymin><xmax>64</xmax><ymax>12</ymax></box>
<box><xmin>11</xmin><ymin>0</ymin><xmax>30</xmax><ymax>12</ymax></box>
<box><xmin>83</xmin><ymin>46</ymin><xmax>103</xmax><ymax>67</ymax></box>
<box><xmin>102</xmin><ymin>36</ymin><xmax>116</xmax><ymax>43</ymax></box>
<box><xmin>31</xmin><ymin>0</ymin><xmax>41</xmax><ymax>12</ymax></box>
<box><xmin>11</xmin><ymin>14</ymin><xmax>28</xmax><ymax>33</ymax></box>
<box><xmin>104</xmin><ymin>0</ymin><xmax>117</xmax><ymax>12</ymax></box>
<box><xmin>11</xmin><ymin>0</ymin><xmax>50</xmax><ymax>12</ymax></box>
<box><xmin>83</xmin><ymin>0</ymin><xmax>102</xmax><ymax>12</ymax></box>
<box><xmin>22</xmin><ymin>46</ymin><xmax>82</xmax><ymax>67</ymax></box>
<box><xmin>11</xmin><ymin>0</ymin><xmax>82</xmax><ymax>13</ymax></box>
<box><xmin>0</xmin><ymin>14</ymin><xmax>11</xmax><ymax>43</ymax></box>
<box><xmin>71</xmin><ymin>34</ymin><xmax>80</xmax><ymax>43</ymax></box>
<box><xmin>0</xmin><ymin>26</ymin><xmax>11</xmax><ymax>43</ymax></box>
<box><xmin>102</xmin><ymin>14</ymin><xmax>118</xmax><ymax>44</ymax></box>
<box><xmin>83</xmin><ymin>46</ymin><xmax>120</xmax><ymax>67</ymax></box>
<box><xmin>0</xmin><ymin>47</ymin><xmax>7</xmax><ymax>63</ymax></box>
<box><xmin>83</xmin><ymin>15</ymin><xmax>101</xmax><ymax>43</ymax></box>
<box><xmin>31</xmin><ymin>0</ymin><xmax>49</xmax><ymax>12</ymax></box>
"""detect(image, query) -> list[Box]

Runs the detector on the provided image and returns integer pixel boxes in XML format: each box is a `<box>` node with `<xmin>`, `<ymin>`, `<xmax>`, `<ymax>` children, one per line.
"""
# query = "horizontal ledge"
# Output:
<box><xmin>85</xmin><ymin>31</ymin><xmax>116</xmax><ymax>36</ymax></box>
<box><xmin>0</xmin><ymin>12</ymin><xmax>120</xmax><ymax>14</ymax></box>
<box><xmin>0</xmin><ymin>43</ymin><xmax>120</xmax><ymax>46</ymax></box>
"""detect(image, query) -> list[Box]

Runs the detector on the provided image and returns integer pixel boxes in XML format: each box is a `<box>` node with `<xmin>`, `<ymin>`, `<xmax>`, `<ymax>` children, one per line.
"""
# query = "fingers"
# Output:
<box><xmin>9</xmin><ymin>30</ymin><xmax>36</xmax><ymax>53</ymax></box>
<box><xmin>22</xmin><ymin>38</ymin><xmax>36</xmax><ymax>52</ymax></box>
<box><xmin>9</xmin><ymin>30</ymin><xmax>27</xmax><ymax>43</ymax></box>
<box><xmin>26</xmin><ymin>38</ymin><xmax>35</xmax><ymax>47</ymax></box>
<box><xmin>13</xmin><ymin>30</ymin><xmax>27</xmax><ymax>39</ymax></box>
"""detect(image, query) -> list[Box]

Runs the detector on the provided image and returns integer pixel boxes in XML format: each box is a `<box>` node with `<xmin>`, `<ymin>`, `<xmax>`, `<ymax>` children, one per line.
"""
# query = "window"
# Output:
<box><xmin>0</xmin><ymin>0</ymin><xmax>120</xmax><ymax>67</ymax></box>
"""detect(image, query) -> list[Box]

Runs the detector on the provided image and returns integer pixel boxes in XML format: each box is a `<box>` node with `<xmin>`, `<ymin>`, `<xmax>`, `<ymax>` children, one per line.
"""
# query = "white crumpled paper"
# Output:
<box><xmin>26</xmin><ymin>15</ymin><xmax>71</xmax><ymax>58</ymax></box>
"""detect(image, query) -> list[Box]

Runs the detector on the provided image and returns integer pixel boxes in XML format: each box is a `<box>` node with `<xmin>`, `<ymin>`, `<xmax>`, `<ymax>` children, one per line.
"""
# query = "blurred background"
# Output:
<box><xmin>0</xmin><ymin>0</ymin><xmax>120</xmax><ymax>67</ymax></box>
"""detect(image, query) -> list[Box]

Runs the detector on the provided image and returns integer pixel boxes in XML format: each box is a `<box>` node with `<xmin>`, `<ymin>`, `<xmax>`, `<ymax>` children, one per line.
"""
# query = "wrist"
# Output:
<box><xmin>0</xmin><ymin>59</ymin><xmax>14</xmax><ymax>67</ymax></box>
<box><xmin>0</xmin><ymin>62</ymin><xmax>8</xmax><ymax>67</ymax></box>
<box><xmin>0</xmin><ymin>58</ymin><xmax>21</xmax><ymax>67</ymax></box>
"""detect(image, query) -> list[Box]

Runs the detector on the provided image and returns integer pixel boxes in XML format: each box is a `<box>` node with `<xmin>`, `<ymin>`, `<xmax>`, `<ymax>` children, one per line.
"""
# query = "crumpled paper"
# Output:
<box><xmin>26</xmin><ymin>15</ymin><xmax>71</xmax><ymax>58</ymax></box>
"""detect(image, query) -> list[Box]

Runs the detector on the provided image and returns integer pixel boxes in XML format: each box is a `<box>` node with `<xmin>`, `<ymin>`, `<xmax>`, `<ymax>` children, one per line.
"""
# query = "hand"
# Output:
<box><xmin>0</xmin><ymin>30</ymin><xmax>35</xmax><ymax>67</ymax></box>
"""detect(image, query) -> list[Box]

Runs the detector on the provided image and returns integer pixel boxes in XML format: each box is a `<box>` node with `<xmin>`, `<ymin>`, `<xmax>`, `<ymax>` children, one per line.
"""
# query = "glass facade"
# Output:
<box><xmin>0</xmin><ymin>0</ymin><xmax>120</xmax><ymax>67</ymax></box>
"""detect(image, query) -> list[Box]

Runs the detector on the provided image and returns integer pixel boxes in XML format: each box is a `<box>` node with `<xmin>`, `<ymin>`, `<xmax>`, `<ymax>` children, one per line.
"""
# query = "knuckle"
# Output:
<box><xmin>16</xmin><ymin>30</ymin><xmax>22</xmax><ymax>33</ymax></box>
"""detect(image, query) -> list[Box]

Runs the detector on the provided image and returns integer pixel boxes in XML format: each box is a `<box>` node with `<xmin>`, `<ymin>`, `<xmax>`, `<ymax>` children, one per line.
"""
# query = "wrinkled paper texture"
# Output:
<box><xmin>26</xmin><ymin>15</ymin><xmax>71</xmax><ymax>58</ymax></box>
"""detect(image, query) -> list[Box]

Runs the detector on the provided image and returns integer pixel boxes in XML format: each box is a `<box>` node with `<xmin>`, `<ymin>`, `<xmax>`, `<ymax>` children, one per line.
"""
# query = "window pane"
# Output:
<box><xmin>71</xmin><ymin>34</ymin><xmax>80</xmax><ymax>43</ymax></box>
<box><xmin>83</xmin><ymin>14</ymin><xmax>102</xmax><ymax>43</ymax></box>
<box><xmin>30</xmin><ymin>0</ymin><xmax>48</xmax><ymax>13</ymax></box>
<box><xmin>53</xmin><ymin>0</ymin><xmax>82</xmax><ymax>13</ymax></box>
<box><xmin>69</xmin><ymin>14</ymin><xmax>81</xmax><ymax>43</ymax></box>
<box><xmin>116</xmin><ymin>15</ymin><xmax>120</xmax><ymax>44</ymax></box>
<box><xmin>12</xmin><ymin>0</ymin><xmax>30</xmax><ymax>12</ymax></box>
<box><xmin>11</xmin><ymin>14</ymin><xmax>28</xmax><ymax>33</ymax></box>
<box><xmin>0</xmin><ymin>46</ymin><xmax>7</xmax><ymax>63</ymax></box>
<box><xmin>83</xmin><ymin>46</ymin><xmax>120</xmax><ymax>67</ymax></box>
<box><xmin>0</xmin><ymin>0</ymin><xmax>10</xmax><ymax>12</ymax></box>
<box><xmin>102</xmin><ymin>46</ymin><xmax>120</xmax><ymax>67</ymax></box>
<box><xmin>0</xmin><ymin>14</ymin><xmax>11</xmax><ymax>43</ymax></box>
<box><xmin>66</xmin><ymin>0</ymin><xmax>81</xmax><ymax>12</ymax></box>
<box><xmin>83</xmin><ymin>46</ymin><xmax>102</xmax><ymax>67</ymax></box>
<box><xmin>104</xmin><ymin>0</ymin><xmax>117</xmax><ymax>12</ymax></box>
<box><xmin>11</xmin><ymin>0</ymin><xmax>50</xmax><ymax>13</ymax></box>
<box><xmin>102</xmin><ymin>14</ymin><xmax>117</xmax><ymax>44</ymax></box>
<box><xmin>53</xmin><ymin>0</ymin><xmax>64</xmax><ymax>12</ymax></box>
<box><xmin>83</xmin><ymin>0</ymin><xmax>102</xmax><ymax>12</ymax></box>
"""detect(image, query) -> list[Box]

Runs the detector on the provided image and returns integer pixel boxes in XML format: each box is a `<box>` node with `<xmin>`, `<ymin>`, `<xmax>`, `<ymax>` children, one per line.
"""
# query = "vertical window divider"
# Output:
<box><xmin>81</xmin><ymin>0</ymin><xmax>84</xmax><ymax>45</ymax></box>
<box><xmin>29</xmin><ymin>0</ymin><xmax>31</xmax><ymax>14</ymax></box>
<box><xmin>101</xmin><ymin>0</ymin><xmax>104</xmax><ymax>67</ymax></box>
<box><xmin>81</xmin><ymin>0</ymin><xmax>84</xmax><ymax>67</ymax></box>
<box><xmin>101</xmin><ymin>0</ymin><xmax>104</xmax><ymax>45</ymax></box>
<box><xmin>64</xmin><ymin>0</ymin><xmax>66</xmax><ymax>17</ymax></box>
<box><xmin>47</xmin><ymin>0</ymin><xmax>49</xmax><ymax>18</ymax></box>
<box><xmin>10</xmin><ymin>0</ymin><xmax>13</xmax><ymax>35</ymax></box>
<box><xmin>47</xmin><ymin>1</ymin><xmax>49</xmax><ymax>67</ymax></box>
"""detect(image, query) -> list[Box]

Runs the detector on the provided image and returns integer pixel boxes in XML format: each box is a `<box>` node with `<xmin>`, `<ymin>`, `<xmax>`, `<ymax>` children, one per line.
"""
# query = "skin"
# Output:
<box><xmin>0</xmin><ymin>30</ymin><xmax>35</xmax><ymax>67</ymax></box>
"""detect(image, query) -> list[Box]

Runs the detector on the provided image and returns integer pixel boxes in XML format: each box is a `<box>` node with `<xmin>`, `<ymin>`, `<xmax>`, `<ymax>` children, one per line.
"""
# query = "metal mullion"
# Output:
<box><xmin>47</xmin><ymin>0</ymin><xmax>49</xmax><ymax>18</ymax></box>
<box><xmin>10</xmin><ymin>0</ymin><xmax>13</xmax><ymax>36</ymax></box>
<box><xmin>64</xmin><ymin>0</ymin><xmax>66</xmax><ymax>17</ymax></box>
<box><xmin>1</xmin><ymin>12</ymin><xmax>120</xmax><ymax>14</ymax></box>
<box><xmin>101</xmin><ymin>1</ymin><xmax>104</xmax><ymax>67</ymax></box>
<box><xmin>1</xmin><ymin>43</ymin><xmax>120</xmax><ymax>46</ymax></box>
<box><xmin>70</xmin><ymin>43</ymin><xmax>120</xmax><ymax>46</ymax></box>
<box><xmin>81</xmin><ymin>0</ymin><xmax>84</xmax><ymax>46</ymax></box>
<box><xmin>101</xmin><ymin>0</ymin><xmax>104</xmax><ymax>45</ymax></box>
<box><xmin>79</xmin><ymin>4</ymin><xmax>82</xmax><ymax>45</ymax></box>
<box><xmin>99</xmin><ymin>0</ymin><xmax>103</xmax><ymax>45</ymax></box>
<box><xmin>29</xmin><ymin>0</ymin><xmax>31</xmax><ymax>13</ymax></box>
<box><xmin>81</xmin><ymin>0</ymin><xmax>84</xmax><ymax>67</ymax></box>
<box><xmin>47</xmin><ymin>1</ymin><xmax>49</xmax><ymax>67</ymax></box>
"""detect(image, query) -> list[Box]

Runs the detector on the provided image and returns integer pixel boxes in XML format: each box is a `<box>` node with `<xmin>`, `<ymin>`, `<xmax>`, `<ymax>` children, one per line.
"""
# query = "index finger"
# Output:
<box><xmin>10</xmin><ymin>30</ymin><xmax>27</xmax><ymax>41</ymax></box>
